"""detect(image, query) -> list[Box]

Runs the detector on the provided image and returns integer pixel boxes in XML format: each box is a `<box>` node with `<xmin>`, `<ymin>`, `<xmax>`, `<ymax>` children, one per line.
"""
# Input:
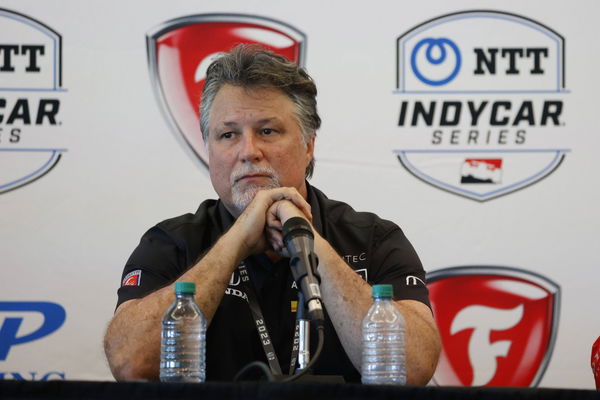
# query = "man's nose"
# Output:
<box><xmin>239</xmin><ymin>132</ymin><xmax>263</xmax><ymax>162</ymax></box>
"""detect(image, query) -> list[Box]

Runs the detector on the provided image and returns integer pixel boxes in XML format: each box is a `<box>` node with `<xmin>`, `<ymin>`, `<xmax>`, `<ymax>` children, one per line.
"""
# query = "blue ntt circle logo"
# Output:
<box><xmin>411</xmin><ymin>38</ymin><xmax>461</xmax><ymax>86</ymax></box>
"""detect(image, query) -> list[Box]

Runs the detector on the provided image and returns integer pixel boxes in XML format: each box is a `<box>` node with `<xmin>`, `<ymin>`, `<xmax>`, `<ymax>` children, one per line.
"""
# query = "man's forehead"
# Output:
<box><xmin>209</xmin><ymin>85</ymin><xmax>296</xmax><ymax>125</ymax></box>
<box><xmin>216</xmin><ymin>83</ymin><xmax>287</xmax><ymax>101</ymax></box>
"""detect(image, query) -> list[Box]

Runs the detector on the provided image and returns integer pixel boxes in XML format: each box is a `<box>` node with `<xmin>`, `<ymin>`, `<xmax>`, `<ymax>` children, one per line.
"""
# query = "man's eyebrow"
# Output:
<box><xmin>220</xmin><ymin>118</ymin><xmax>281</xmax><ymax>127</ymax></box>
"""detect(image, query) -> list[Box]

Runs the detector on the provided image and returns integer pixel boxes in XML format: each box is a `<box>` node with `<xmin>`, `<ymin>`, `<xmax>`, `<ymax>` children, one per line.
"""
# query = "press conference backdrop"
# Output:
<box><xmin>0</xmin><ymin>0</ymin><xmax>598</xmax><ymax>389</ymax></box>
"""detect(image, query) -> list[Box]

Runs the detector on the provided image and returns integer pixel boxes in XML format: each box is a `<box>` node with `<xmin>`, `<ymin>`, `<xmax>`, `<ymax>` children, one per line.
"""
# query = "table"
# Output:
<box><xmin>1</xmin><ymin>380</ymin><xmax>599</xmax><ymax>400</ymax></box>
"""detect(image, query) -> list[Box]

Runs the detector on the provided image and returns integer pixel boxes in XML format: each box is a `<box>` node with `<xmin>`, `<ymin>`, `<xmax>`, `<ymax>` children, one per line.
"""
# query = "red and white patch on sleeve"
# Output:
<box><xmin>122</xmin><ymin>269</ymin><xmax>142</xmax><ymax>287</ymax></box>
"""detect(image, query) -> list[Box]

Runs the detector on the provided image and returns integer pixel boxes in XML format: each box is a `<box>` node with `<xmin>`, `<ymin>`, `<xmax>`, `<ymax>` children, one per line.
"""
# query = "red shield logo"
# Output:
<box><xmin>427</xmin><ymin>266</ymin><xmax>560</xmax><ymax>387</ymax></box>
<box><xmin>146</xmin><ymin>14</ymin><xmax>306</xmax><ymax>167</ymax></box>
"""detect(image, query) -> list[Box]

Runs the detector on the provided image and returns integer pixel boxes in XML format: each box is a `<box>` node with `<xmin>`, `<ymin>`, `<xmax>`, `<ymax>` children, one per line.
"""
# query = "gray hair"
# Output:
<box><xmin>200</xmin><ymin>44</ymin><xmax>320</xmax><ymax>178</ymax></box>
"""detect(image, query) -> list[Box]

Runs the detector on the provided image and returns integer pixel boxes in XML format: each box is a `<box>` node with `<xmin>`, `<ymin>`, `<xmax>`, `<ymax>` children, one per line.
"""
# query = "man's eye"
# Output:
<box><xmin>221</xmin><ymin>132</ymin><xmax>234</xmax><ymax>139</ymax></box>
<box><xmin>261</xmin><ymin>128</ymin><xmax>274</xmax><ymax>135</ymax></box>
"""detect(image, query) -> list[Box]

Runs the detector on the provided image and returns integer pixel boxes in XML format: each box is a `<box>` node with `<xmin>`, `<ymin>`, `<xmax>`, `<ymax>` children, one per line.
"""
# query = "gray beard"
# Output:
<box><xmin>231</xmin><ymin>178</ymin><xmax>281</xmax><ymax>215</ymax></box>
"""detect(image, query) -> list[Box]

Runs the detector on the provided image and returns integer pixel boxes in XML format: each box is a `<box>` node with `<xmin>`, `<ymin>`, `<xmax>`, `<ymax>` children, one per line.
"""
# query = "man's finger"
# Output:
<box><xmin>262</xmin><ymin>187</ymin><xmax>312</xmax><ymax>222</ymax></box>
<box><xmin>265</xmin><ymin>226</ymin><xmax>284</xmax><ymax>251</ymax></box>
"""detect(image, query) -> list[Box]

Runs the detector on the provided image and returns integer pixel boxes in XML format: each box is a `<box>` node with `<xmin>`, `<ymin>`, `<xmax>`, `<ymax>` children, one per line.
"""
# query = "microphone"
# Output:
<box><xmin>283</xmin><ymin>217</ymin><xmax>324</xmax><ymax>323</ymax></box>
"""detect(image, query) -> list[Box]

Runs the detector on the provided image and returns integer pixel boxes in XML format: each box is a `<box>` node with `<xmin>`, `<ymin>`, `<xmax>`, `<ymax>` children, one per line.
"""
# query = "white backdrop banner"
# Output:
<box><xmin>0</xmin><ymin>0</ymin><xmax>598</xmax><ymax>389</ymax></box>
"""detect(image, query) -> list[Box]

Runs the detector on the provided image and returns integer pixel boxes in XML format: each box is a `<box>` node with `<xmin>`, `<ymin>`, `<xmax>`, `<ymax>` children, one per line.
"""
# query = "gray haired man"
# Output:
<box><xmin>104</xmin><ymin>44</ymin><xmax>440</xmax><ymax>383</ymax></box>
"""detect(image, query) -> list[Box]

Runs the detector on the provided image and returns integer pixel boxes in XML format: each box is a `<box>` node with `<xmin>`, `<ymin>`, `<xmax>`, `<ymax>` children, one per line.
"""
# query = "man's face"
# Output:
<box><xmin>206</xmin><ymin>84</ymin><xmax>314</xmax><ymax>216</ymax></box>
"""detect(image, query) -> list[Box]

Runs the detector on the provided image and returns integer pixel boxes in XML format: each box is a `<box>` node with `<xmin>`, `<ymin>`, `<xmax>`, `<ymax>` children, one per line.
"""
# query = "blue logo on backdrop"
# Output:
<box><xmin>392</xmin><ymin>10</ymin><xmax>569</xmax><ymax>202</ymax></box>
<box><xmin>411</xmin><ymin>38</ymin><xmax>462</xmax><ymax>86</ymax></box>
<box><xmin>396</xmin><ymin>10</ymin><xmax>565</xmax><ymax>93</ymax></box>
<box><xmin>0</xmin><ymin>371</ymin><xmax>65</xmax><ymax>380</ymax></box>
<box><xmin>0</xmin><ymin>302</ymin><xmax>66</xmax><ymax>360</ymax></box>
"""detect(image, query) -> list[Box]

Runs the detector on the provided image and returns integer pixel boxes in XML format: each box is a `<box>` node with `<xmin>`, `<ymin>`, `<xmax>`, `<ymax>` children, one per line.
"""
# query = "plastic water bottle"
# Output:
<box><xmin>160</xmin><ymin>281</ymin><xmax>206</xmax><ymax>382</ymax></box>
<box><xmin>361</xmin><ymin>284</ymin><xmax>406</xmax><ymax>385</ymax></box>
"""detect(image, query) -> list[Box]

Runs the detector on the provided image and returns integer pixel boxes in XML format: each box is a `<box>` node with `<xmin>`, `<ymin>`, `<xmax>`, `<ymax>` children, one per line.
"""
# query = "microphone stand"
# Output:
<box><xmin>283</xmin><ymin>291</ymin><xmax>344</xmax><ymax>383</ymax></box>
<box><xmin>234</xmin><ymin>215</ymin><xmax>346</xmax><ymax>383</ymax></box>
<box><xmin>296</xmin><ymin>291</ymin><xmax>311</xmax><ymax>372</ymax></box>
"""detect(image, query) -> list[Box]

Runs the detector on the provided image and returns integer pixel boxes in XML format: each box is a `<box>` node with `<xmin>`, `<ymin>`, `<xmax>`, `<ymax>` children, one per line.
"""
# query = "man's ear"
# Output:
<box><xmin>305</xmin><ymin>134</ymin><xmax>315</xmax><ymax>165</ymax></box>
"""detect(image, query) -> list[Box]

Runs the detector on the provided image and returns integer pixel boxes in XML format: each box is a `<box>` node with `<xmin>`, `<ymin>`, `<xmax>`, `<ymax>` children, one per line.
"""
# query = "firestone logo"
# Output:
<box><xmin>427</xmin><ymin>266</ymin><xmax>560</xmax><ymax>387</ymax></box>
<box><xmin>0</xmin><ymin>8</ymin><xmax>67</xmax><ymax>195</ymax></box>
<box><xmin>393</xmin><ymin>10</ymin><xmax>569</xmax><ymax>201</ymax></box>
<box><xmin>146</xmin><ymin>13</ymin><xmax>305</xmax><ymax>169</ymax></box>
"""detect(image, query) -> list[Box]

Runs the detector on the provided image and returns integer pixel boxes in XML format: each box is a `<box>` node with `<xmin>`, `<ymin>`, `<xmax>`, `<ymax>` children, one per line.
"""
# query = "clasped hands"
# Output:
<box><xmin>230</xmin><ymin>187</ymin><xmax>314</xmax><ymax>259</ymax></box>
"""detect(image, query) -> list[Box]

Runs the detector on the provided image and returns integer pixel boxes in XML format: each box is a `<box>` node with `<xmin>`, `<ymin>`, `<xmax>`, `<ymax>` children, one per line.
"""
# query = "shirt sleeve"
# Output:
<box><xmin>368</xmin><ymin>221</ymin><xmax>431</xmax><ymax>308</ymax></box>
<box><xmin>115</xmin><ymin>226</ymin><xmax>187</xmax><ymax>309</ymax></box>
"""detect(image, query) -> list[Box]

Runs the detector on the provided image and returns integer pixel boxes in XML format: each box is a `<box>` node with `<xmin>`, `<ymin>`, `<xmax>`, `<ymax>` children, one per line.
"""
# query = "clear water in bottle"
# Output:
<box><xmin>361</xmin><ymin>284</ymin><xmax>406</xmax><ymax>385</ymax></box>
<box><xmin>160</xmin><ymin>281</ymin><xmax>207</xmax><ymax>382</ymax></box>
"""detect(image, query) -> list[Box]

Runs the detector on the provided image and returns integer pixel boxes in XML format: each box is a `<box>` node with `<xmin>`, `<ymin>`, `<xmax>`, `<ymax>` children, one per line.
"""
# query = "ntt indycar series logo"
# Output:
<box><xmin>394</xmin><ymin>10</ymin><xmax>569</xmax><ymax>201</ymax></box>
<box><xmin>0</xmin><ymin>8</ymin><xmax>67</xmax><ymax>195</ymax></box>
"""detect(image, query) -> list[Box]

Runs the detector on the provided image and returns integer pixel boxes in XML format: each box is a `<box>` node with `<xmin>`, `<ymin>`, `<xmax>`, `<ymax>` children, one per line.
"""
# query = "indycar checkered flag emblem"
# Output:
<box><xmin>146</xmin><ymin>14</ymin><xmax>306</xmax><ymax>168</ymax></box>
<box><xmin>427</xmin><ymin>266</ymin><xmax>560</xmax><ymax>387</ymax></box>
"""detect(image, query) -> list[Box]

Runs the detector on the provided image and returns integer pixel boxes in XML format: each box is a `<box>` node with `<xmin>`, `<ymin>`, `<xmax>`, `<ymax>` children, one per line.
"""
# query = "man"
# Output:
<box><xmin>104</xmin><ymin>44</ymin><xmax>440</xmax><ymax>383</ymax></box>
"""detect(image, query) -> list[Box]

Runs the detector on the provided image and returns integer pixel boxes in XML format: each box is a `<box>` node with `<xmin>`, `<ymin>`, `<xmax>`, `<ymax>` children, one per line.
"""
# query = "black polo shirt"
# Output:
<box><xmin>116</xmin><ymin>184</ymin><xmax>429</xmax><ymax>382</ymax></box>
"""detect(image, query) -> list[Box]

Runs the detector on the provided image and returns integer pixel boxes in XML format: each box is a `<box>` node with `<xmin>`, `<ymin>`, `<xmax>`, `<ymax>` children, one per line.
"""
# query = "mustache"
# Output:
<box><xmin>230</xmin><ymin>165</ymin><xmax>279</xmax><ymax>185</ymax></box>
